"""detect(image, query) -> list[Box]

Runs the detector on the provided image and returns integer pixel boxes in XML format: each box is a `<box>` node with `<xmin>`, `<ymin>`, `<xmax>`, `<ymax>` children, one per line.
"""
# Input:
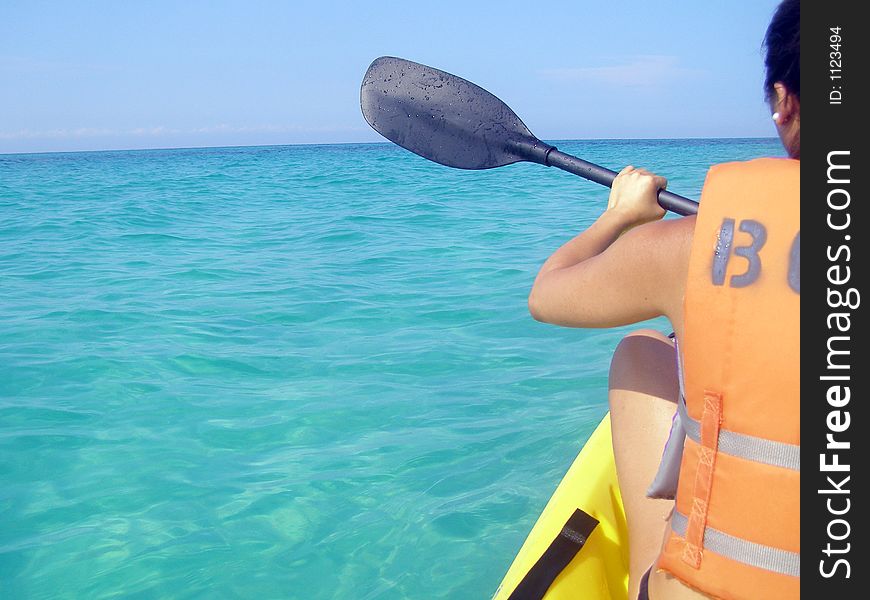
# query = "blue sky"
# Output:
<box><xmin>2</xmin><ymin>0</ymin><xmax>781</xmax><ymax>154</ymax></box>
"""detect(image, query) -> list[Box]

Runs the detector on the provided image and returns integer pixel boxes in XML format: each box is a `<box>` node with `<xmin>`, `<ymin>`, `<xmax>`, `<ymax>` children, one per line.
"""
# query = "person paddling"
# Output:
<box><xmin>527</xmin><ymin>1</ymin><xmax>800</xmax><ymax>598</ymax></box>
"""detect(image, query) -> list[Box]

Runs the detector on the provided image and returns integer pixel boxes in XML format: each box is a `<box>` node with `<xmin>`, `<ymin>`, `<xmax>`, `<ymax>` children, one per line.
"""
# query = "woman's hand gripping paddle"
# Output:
<box><xmin>360</xmin><ymin>56</ymin><xmax>699</xmax><ymax>216</ymax></box>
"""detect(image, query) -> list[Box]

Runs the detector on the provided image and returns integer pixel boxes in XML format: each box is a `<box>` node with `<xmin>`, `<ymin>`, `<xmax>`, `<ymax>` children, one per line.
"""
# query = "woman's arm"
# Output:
<box><xmin>528</xmin><ymin>167</ymin><xmax>693</xmax><ymax>328</ymax></box>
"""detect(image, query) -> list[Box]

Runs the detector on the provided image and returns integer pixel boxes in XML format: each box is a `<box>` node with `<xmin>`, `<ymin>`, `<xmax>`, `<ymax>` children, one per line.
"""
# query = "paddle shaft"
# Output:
<box><xmin>544</xmin><ymin>149</ymin><xmax>699</xmax><ymax>216</ymax></box>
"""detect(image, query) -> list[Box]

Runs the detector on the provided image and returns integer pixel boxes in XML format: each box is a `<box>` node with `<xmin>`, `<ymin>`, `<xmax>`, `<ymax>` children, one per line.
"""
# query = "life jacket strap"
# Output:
<box><xmin>680</xmin><ymin>391</ymin><xmax>722</xmax><ymax>567</ymax></box>
<box><xmin>678</xmin><ymin>397</ymin><xmax>800</xmax><ymax>472</ymax></box>
<box><xmin>672</xmin><ymin>511</ymin><xmax>800</xmax><ymax>577</ymax></box>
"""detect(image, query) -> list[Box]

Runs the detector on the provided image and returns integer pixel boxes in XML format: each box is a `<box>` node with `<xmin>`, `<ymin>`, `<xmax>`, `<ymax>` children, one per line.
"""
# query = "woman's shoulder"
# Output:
<box><xmin>628</xmin><ymin>215</ymin><xmax>696</xmax><ymax>258</ymax></box>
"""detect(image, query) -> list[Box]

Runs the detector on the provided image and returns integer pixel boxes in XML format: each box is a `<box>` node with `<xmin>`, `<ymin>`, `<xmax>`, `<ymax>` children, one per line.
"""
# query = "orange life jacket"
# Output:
<box><xmin>657</xmin><ymin>158</ymin><xmax>800</xmax><ymax>599</ymax></box>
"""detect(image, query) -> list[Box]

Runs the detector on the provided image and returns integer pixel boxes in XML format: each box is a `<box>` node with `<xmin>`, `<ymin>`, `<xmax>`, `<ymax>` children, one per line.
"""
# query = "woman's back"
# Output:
<box><xmin>656</xmin><ymin>158</ymin><xmax>800</xmax><ymax>600</ymax></box>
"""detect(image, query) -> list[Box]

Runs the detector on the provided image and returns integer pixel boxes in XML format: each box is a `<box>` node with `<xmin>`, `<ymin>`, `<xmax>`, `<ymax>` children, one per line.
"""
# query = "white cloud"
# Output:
<box><xmin>540</xmin><ymin>55</ymin><xmax>703</xmax><ymax>88</ymax></box>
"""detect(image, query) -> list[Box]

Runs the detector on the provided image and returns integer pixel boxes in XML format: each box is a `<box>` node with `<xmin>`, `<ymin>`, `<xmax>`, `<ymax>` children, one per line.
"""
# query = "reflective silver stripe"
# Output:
<box><xmin>672</xmin><ymin>511</ymin><xmax>800</xmax><ymax>577</ymax></box>
<box><xmin>674</xmin><ymin>337</ymin><xmax>687</xmax><ymax>402</ymax></box>
<box><xmin>678</xmin><ymin>397</ymin><xmax>800</xmax><ymax>472</ymax></box>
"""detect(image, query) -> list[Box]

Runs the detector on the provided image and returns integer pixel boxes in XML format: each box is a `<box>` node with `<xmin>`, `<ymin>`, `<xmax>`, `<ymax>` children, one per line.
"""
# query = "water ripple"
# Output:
<box><xmin>0</xmin><ymin>139</ymin><xmax>782</xmax><ymax>598</ymax></box>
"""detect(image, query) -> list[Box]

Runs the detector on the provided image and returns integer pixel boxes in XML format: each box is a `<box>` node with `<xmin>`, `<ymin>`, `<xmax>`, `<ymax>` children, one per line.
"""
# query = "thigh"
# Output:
<box><xmin>608</xmin><ymin>329</ymin><xmax>680</xmax><ymax>598</ymax></box>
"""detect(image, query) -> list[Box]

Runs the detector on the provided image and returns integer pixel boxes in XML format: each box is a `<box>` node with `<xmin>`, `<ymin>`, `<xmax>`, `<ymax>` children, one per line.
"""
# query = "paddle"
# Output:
<box><xmin>360</xmin><ymin>56</ymin><xmax>699</xmax><ymax>216</ymax></box>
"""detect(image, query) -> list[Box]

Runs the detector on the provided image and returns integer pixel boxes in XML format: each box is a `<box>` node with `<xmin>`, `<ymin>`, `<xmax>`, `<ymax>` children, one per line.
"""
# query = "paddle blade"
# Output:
<box><xmin>361</xmin><ymin>56</ymin><xmax>550</xmax><ymax>170</ymax></box>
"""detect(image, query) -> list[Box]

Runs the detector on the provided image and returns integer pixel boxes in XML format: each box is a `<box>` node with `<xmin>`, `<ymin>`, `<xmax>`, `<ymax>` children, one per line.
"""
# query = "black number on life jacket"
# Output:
<box><xmin>712</xmin><ymin>219</ymin><xmax>799</xmax><ymax>293</ymax></box>
<box><xmin>712</xmin><ymin>218</ymin><xmax>767</xmax><ymax>288</ymax></box>
<box><xmin>712</xmin><ymin>218</ymin><xmax>735</xmax><ymax>286</ymax></box>
<box><xmin>731</xmin><ymin>220</ymin><xmax>767</xmax><ymax>287</ymax></box>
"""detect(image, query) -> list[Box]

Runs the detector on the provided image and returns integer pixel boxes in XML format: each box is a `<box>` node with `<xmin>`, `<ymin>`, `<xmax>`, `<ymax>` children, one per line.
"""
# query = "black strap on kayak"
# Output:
<box><xmin>507</xmin><ymin>509</ymin><xmax>600</xmax><ymax>600</ymax></box>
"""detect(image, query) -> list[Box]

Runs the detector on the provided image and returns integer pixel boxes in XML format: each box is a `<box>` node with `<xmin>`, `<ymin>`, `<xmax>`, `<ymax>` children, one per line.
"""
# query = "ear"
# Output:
<box><xmin>773</xmin><ymin>83</ymin><xmax>800</xmax><ymax>123</ymax></box>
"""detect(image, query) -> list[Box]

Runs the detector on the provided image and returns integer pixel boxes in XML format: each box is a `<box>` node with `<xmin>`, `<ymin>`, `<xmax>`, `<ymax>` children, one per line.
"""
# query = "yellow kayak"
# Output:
<box><xmin>493</xmin><ymin>414</ymin><xmax>629</xmax><ymax>600</ymax></box>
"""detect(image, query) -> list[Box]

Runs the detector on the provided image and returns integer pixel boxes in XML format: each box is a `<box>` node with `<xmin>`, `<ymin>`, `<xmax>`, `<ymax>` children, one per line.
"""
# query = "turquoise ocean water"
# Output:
<box><xmin>1</xmin><ymin>138</ymin><xmax>781</xmax><ymax>599</ymax></box>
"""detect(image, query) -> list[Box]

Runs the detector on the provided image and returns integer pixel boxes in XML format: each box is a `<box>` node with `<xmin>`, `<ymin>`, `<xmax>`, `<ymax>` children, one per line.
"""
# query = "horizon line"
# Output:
<box><xmin>0</xmin><ymin>136</ymin><xmax>780</xmax><ymax>158</ymax></box>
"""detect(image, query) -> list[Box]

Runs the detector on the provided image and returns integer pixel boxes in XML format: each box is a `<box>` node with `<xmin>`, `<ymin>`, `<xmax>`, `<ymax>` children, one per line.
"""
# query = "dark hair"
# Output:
<box><xmin>763</xmin><ymin>0</ymin><xmax>800</xmax><ymax>99</ymax></box>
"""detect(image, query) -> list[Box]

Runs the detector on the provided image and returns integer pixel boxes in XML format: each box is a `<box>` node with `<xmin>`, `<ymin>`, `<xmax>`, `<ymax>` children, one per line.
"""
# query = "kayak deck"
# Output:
<box><xmin>493</xmin><ymin>414</ymin><xmax>629</xmax><ymax>600</ymax></box>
